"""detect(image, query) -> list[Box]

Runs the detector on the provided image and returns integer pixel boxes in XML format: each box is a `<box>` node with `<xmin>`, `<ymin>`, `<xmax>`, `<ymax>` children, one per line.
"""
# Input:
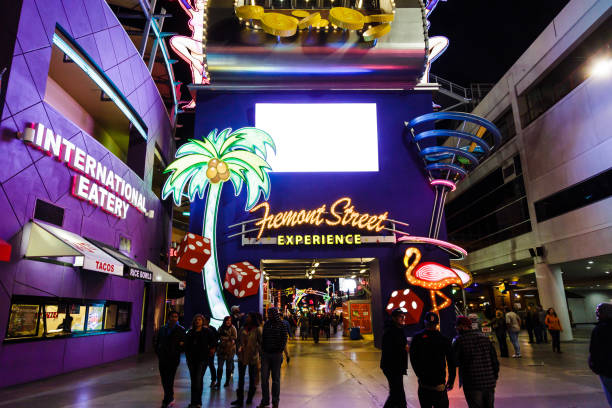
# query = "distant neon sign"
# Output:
<box><xmin>23</xmin><ymin>123</ymin><xmax>147</xmax><ymax>218</ymax></box>
<box><xmin>250</xmin><ymin>197</ymin><xmax>389</xmax><ymax>239</ymax></box>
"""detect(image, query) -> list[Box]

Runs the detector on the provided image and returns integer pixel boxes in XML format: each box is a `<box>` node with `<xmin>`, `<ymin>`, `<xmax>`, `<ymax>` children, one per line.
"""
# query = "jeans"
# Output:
<box><xmin>508</xmin><ymin>330</ymin><xmax>520</xmax><ymax>355</ymax></box>
<box><xmin>600</xmin><ymin>375</ymin><xmax>612</xmax><ymax>406</ymax></box>
<box><xmin>550</xmin><ymin>330</ymin><xmax>561</xmax><ymax>352</ymax></box>
<box><xmin>236</xmin><ymin>361</ymin><xmax>257</xmax><ymax>402</ymax></box>
<box><xmin>158</xmin><ymin>358</ymin><xmax>180</xmax><ymax>404</ymax></box>
<box><xmin>216</xmin><ymin>355</ymin><xmax>234</xmax><ymax>384</ymax></box>
<box><xmin>382</xmin><ymin>370</ymin><xmax>407</xmax><ymax>408</ymax></box>
<box><xmin>261</xmin><ymin>352</ymin><xmax>283</xmax><ymax>406</ymax></box>
<box><xmin>187</xmin><ymin>360</ymin><xmax>205</xmax><ymax>405</ymax></box>
<box><xmin>494</xmin><ymin>331</ymin><xmax>508</xmax><ymax>357</ymax></box>
<box><xmin>418</xmin><ymin>386</ymin><xmax>448</xmax><ymax>408</ymax></box>
<box><xmin>463</xmin><ymin>388</ymin><xmax>495</xmax><ymax>408</ymax></box>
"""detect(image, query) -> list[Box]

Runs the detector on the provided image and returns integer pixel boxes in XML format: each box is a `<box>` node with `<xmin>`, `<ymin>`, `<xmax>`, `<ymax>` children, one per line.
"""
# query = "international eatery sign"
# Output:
<box><xmin>23</xmin><ymin>124</ymin><xmax>147</xmax><ymax>219</ymax></box>
<box><xmin>234</xmin><ymin>197</ymin><xmax>401</xmax><ymax>246</ymax></box>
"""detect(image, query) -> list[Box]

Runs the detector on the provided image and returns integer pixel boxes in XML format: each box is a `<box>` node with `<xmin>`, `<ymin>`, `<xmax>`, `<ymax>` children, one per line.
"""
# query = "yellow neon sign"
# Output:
<box><xmin>249</xmin><ymin>197</ymin><xmax>388</xmax><ymax>239</ymax></box>
<box><xmin>277</xmin><ymin>234</ymin><xmax>362</xmax><ymax>246</ymax></box>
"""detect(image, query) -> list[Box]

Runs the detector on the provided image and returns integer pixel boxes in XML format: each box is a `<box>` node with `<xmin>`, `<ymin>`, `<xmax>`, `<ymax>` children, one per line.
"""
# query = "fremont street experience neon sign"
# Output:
<box><xmin>249</xmin><ymin>197</ymin><xmax>389</xmax><ymax>240</ymax></box>
<box><xmin>23</xmin><ymin>123</ymin><xmax>147</xmax><ymax>219</ymax></box>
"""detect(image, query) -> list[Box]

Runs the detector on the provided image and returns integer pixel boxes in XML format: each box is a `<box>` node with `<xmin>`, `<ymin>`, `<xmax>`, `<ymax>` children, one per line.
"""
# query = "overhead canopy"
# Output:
<box><xmin>88</xmin><ymin>238</ymin><xmax>152</xmax><ymax>282</ymax></box>
<box><xmin>24</xmin><ymin>221</ymin><xmax>123</xmax><ymax>276</ymax></box>
<box><xmin>147</xmin><ymin>260</ymin><xmax>181</xmax><ymax>284</ymax></box>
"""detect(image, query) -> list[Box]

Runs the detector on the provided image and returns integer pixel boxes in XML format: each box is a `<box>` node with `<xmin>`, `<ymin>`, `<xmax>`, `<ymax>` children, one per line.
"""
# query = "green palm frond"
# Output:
<box><xmin>162</xmin><ymin>127</ymin><xmax>275</xmax><ymax>209</ymax></box>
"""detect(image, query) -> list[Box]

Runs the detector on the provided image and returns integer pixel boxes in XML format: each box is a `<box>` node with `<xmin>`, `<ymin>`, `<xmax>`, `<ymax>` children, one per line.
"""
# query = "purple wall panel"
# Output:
<box><xmin>15</xmin><ymin>0</ymin><xmax>49</xmax><ymax>54</ymax></box>
<box><xmin>63</xmin><ymin>335</ymin><xmax>104</xmax><ymax>372</ymax></box>
<box><xmin>0</xmin><ymin>340</ymin><xmax>66</xmax><ymax>387</ymax></box>
<box><xmin>0</xmin><ymin>0</ymin><xmax>173</xmax><ymax>387</ymax></box>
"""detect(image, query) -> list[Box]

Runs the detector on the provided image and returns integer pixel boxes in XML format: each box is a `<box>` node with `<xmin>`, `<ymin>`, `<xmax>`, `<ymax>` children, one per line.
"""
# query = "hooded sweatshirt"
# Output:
<box><xmin>262</xmin><ymin>309</ymin><xmax>288</xmax><ymax>353</ymax></box>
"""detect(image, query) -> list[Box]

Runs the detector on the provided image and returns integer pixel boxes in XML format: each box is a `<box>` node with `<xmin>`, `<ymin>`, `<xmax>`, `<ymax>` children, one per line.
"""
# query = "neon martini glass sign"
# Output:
<box><xmin>161</xmin><ymin>127</ymin><xmax>275</xmax><ymax>326</ymax></box>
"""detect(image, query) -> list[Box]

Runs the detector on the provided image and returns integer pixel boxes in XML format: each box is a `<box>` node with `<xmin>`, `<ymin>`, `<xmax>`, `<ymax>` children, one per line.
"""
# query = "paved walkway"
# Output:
<box><xmin>0</xmin><ymin>328</ymin><xmax>607</xmax><ymax>407</ymax></box>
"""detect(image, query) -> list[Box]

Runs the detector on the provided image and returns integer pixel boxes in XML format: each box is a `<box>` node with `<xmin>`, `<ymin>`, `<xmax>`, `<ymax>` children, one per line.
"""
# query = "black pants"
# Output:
<box><xmin>216</xmin><ymin>355</ymin><xmax>234</xmax><ymax>384</ymax></box>
<box><xmin>158</xmin><ymin>358</ymin><xmax>180</xmax><ymax>404</ymax></box>
<box><xmin>463</xmin><ymin>388</ymin><xmax>495</xmax><ymax>408</ymax></box>
<box><xmin>236</xmin><ymin>361</ymin><xmax>257</xmax><ymax>402</ymax></box>
<box><xmin>312</xmin><ymin>327</ymin><xmax>320</xmax><ymax>343</ymax></box>
<box><xmin>526</xmin><ymin>326</ymin><xmax>535</xmax><ymax>343</ymax></box>
<box><xmin>324</xmin><ymin>326</ymin><xmax>330</xmax><ymax>339</ymax></box>
<box><xmin>261</xmin><ymin>352</ymin><xmax>283</xmax><ymax>406</ymax></box>
<box><xmin>418</xmin><ymin>386</ymin><xmax>448</xmax><ymax>408</ymax></box>
<box><xmin>208</xmin><ymin>355</ymin><xmax>217</xmax><ymax>383</ymax></box>
<box><xmin>187</xmin><ymin>360</ymin><xmax>205</xmax><ymax>406</ymax></box>
<box><xmin>550</xmin><ymin>330</ymin><xmax>561</xmax><ymax>352</ymax></box>
<box><xmin>495</xmin><ymin>331</ymin><xmax>509</xmax><ymax>357</ymax></box>
<box><xmin>382</xmin><ymin>370</ymin><xmax>406</xmax><ymax>408</ymax></box>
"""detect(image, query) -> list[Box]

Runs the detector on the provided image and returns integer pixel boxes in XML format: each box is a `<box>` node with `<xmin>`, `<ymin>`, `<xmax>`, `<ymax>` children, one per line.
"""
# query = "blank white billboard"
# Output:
<box><xmin>255</xmin><ymin>103</ymin><xmax>379</xmax><ymax>172</ymax></box>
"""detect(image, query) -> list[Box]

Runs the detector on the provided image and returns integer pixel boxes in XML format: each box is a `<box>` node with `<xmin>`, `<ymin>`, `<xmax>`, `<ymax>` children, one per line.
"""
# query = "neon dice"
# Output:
<box><xmin>175</xmin><ymin>233</ymin><xmax>212</xmax><ymax>273</ymax></box>
<box><xmin>224</xmin><ymin>261</ymin><xmax>261</xmax><ymax>298</ymax></box>
<box><xmin>385</xmin><ymin>288</ymin><xmax>424</xmax><ymax>325</ymax></box>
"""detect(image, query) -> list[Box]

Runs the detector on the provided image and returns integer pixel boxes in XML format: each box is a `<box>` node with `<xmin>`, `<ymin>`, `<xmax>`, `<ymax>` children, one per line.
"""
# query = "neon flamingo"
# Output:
<box><xmin>169</xmin><ymin>0</ymin><xmax>210</xmax><ymax>109</ymax></box>
<box><xmin>403</xmin><ymin>247</ymin><xmax>465</xmax><ymax>314</ymax></box>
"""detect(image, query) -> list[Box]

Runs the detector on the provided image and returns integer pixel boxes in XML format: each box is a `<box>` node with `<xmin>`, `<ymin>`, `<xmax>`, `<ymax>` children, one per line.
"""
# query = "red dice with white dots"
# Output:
<box><xmin>385</xmin><ymin>288</ymin><xmax>424</xmax><ymax>325</ymax></box>
<box><xmin>175</xmin><ymin>233</ymin><xmax>212</xmax><ymax>273</ymax></box>
<box><xmin>223</xmin><ymin>261</ymin><xmax>261</xmax><ymax>298</ymax></box>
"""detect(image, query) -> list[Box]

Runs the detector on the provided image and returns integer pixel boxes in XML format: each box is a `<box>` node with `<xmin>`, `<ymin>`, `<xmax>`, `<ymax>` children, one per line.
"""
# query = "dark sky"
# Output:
<box><xmin>428</xmin><ymin>0</ymin><xmax>570</xmax><ymax>86</ymax></box>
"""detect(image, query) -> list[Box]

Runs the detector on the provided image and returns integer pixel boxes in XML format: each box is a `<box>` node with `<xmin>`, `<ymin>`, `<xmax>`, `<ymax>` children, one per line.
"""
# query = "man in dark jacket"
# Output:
<box><xmin>154</xmin><ymin>310</ymin><xmax>186</xmax><ymax>408</ymax></box>
<box><xmin>589</xmin><ymin>303</ymin><xmax>612</xmax><ymax>406</ymax></box>
<box><xmin>380</xmin><ymin>308</ymin><xmax>408</xmax><ymax>408</ymax></box>
<box><xmin>453</xmin><ymin>316</ymin><xmax>499</xmax><ymax>408</ymax></box>
<box><xmin>310</xmin><ymin>313</ymin><xmax>321</xmax><ymax>344</ymax></box>
<box><xmin>410</xmin><ymin>312</ymin><xmax>456</xmax><ymax>408</ymax></box>
<box><xmin>203</xmin><ymin>315</ymin><xmax>218</xmax><ymax>387</ymax></box>
<box><xmin>258</xmin><ymin>308</ymin><xmax>288</xmax><ymax>408</ymax></box>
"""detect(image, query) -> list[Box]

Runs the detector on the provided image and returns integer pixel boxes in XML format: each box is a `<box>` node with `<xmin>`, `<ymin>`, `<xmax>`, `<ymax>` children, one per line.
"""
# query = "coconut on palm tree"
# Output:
<box><xmin>162</xmin><ymin>127</ymin><xmax>275</xmax><ymax>325</ymax></box>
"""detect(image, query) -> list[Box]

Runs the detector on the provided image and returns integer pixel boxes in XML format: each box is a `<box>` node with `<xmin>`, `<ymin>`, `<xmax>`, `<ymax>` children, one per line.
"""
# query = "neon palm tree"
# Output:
<box><xmin>162</xmin><ymin>127</ymin><xmax>275</xmax><ymax>325</ymax></box>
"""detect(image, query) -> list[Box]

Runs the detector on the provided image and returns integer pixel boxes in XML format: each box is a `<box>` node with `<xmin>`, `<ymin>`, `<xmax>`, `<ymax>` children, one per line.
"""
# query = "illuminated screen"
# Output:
<box><xmin>255</xmin><ymin>103</ymin><xmax>379</xmax><ymax>172</ymax></box>
<box><xmin>339</xmin><ymin>278</ymin><xmax>357</xmax><ymax>294</ymax></box>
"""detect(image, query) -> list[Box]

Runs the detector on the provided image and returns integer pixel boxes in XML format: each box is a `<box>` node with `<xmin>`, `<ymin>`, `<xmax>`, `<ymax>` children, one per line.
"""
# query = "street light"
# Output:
<box><xmin>591</xmin><ymin>57</ymin><xmax>612</xmax><ymax>77</ymax></box>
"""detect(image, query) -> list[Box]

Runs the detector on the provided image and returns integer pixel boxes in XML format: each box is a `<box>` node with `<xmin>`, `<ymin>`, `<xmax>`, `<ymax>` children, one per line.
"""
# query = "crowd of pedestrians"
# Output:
<box><xmin>154</xmin><ymin>306</ymin><xmax>288</xmax><ymax>408</ymax></box>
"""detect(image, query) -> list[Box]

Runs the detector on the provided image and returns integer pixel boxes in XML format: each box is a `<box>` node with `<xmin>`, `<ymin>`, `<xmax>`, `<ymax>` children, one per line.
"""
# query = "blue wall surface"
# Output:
<box><xmin>188</xmin><ymin>90</ymin><xmax>457</xmax><ymax>345</ymax></box>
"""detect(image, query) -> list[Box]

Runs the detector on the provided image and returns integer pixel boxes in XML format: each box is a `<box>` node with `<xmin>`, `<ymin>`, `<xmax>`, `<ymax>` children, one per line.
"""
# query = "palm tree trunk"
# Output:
<box><xmin>201</xmin><ymin>182</ymin><xmax>230</xmax><ymax>327</ymax></box>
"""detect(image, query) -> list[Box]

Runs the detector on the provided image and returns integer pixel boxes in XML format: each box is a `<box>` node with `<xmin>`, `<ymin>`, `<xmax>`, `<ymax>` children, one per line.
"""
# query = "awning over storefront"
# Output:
<box><xmin>146</xmin><ymin>260</ymin><xmax>181</xmax><ymax>284</ymax></box>
<box><xmin>88</xmin><ymin>239</ymin><xmax>153</xmax><ymax>282</ymax></box>
<box><xmin>0</xmin><ymin>238</ymin><xmax>11</xmax><ymax>262</ymax></box>
<box><xmin>23</xmin><ymin>221</ymin><xmax>123</xmax><ymax>276</ymax></box>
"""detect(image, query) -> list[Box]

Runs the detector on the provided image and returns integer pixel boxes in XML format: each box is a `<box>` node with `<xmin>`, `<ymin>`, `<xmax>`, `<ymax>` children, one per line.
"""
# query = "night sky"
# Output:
<box><xmin>428</xmin><ymin>0</ymin><xmax>570</xmax><ymax>85</ymax></box>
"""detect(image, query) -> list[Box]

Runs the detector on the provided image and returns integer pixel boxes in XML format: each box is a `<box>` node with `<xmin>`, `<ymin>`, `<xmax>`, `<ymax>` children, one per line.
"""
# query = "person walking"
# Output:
<box><xmin>282</xmin><ymin>314</ymin><xmax>291</xmax><ymax>364</ymax></box>
<box><xmin>410</xmin><ymin>312</ymin><xmax>456</xmax><ymax>408</ymax></box>
<box><xmin>545</xmin><ymin>308</ymin><xmax>563</xmax><ymax>353</ymax></box>
<box><xmin>185</xmin><ymin>314</ymin><xmax>215</xmax><ymax>408</ymax></box>
<box><xmin>311</xmin><ymin>313</ymin><xmax>321</xmax><ymax>344</ymax></box>
<box><xmin>453</xmin><ymin>316</ymin><xmax>499</xmax><ymax>408</ymax></box>
<box><xmin>154</xmin><ymin>310</ymin><xmax>186</xmax><ymax>408</ymax></box>
<box><xmin>299</xmin><ymin>313</ymin><xmax>309</xmax><ymax>340</ymax></box>
<box><xmin>257</xmin><ymin>307</ymin><xmax>288</xmax><ymax>408</ymax></box>
<box><xmin>525</xmin><ymin>305</ymin><xmax>538</xmax><ymax>344</ymax></box>
<box><xmin>203</xmin><ymin>315</ymin><xmax>218</xmax><ymax>387</ymax></box>
<box><xmin>216</xmin><ymin>316</ymin><xmax>237</xmax><ymax>388</ymax></box>
<box><xmin>589</xmin><ymin>303</ymin><xmax>612</xmax><ymax>406</ymax></box>
<box><xmin>505</xmin><ymin>307</ymin><xmax>522</xmax><ymax>358</ymax></box>
<box><xmin>232</xmin><ymin>312</ymin><xmax>263</xmax><ymax>407</ymax></box>
<box><xmin>322</xmin><ymin>313</ymin><xmax>331</xmax><ymax>339</ymax></box>
<box><xmin>380</xmin><ymin>308</ymin><xmax>409</xmax><ymax>408</ymax></box>
<box><xmin>492</xmin><ymin>309</ymin><xmax>509</xmax><ymax>358</ymax></box>
<box><xmin>537</xmin><ymin>306</ymin><xmax>548</xmax><ymax>343</ymax></box>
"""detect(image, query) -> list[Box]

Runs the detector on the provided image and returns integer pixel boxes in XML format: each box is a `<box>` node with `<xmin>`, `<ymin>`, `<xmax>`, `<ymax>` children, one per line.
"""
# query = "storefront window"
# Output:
<box><xmin>86</xmin><ymin>305</ymin><xmax>105</xmax><ymax>331</ymax></box>
<box><xmin>5</xmin><ymin>297</ymin><xmax>131</xmax><ymax>341</ymax></box>
<box><xmin>7</xmin><ymin>304</ymin><xmax>41</xmax><ymax>338</ymax></box>
<box><xmin>104</xmin><ymin>304</ymin><xmax>118</xmax><ymax>329</ymax></box>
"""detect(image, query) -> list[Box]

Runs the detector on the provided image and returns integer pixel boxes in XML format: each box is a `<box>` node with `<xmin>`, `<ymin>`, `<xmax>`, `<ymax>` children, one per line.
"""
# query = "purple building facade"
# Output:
<box><xmin>0</xmin><ymin>0</ymin><xmax>173</xmax><ymax>387</ymax></box>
